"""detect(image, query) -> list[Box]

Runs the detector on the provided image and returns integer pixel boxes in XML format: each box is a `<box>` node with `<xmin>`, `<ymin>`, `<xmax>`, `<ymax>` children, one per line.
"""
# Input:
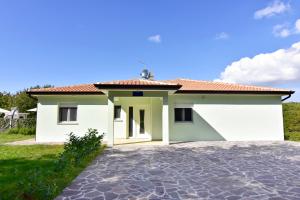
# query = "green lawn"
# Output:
<box><xmin>0</xmin><ymin>133</ymin><xmax>34</xmax><ymax>144</ymax></box>
<box><xmin>0</xmin><ymin>144</ymin><xmax>105</xmax><ymax>199</ymax></box>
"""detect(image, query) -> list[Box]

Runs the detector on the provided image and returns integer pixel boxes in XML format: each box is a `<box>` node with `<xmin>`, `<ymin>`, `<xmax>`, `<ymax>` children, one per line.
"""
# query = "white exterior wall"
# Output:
<box><xmin>169</xmin><ymin>94</ymin><xmax>284</xmax><ymax>141</ymax></box>
<box><xmin>151</xmin><ymin>98</ymin><xmax>163</xmax><ymax>140</ymax></box>
<box><xmin>35</xmin><ymin>93</ymin><xmax>285</xmax><ymax>143</ymax></box>
<box><xmin>36</xmin><ymin>95</ymin><xmax>108</xmax><ymax>142</ymax></box>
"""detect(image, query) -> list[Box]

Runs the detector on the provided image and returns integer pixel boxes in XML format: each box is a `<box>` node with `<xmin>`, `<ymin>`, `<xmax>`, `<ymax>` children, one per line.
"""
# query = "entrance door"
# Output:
<box><xmin>128</xmin><ymin>105</ymin><xmax>151</xmax><ymax>139</ymax></box>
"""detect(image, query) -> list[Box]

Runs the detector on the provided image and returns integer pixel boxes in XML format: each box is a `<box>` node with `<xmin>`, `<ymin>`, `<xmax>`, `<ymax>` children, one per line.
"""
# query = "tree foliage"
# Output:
<box><xmin>283</xmin><ymin>102</ymin><xmax>300</xmax><ymax>141</ymax></box>
<box><xmin>0</xmin><ymin>85</ymin><xmax>53</xmax><ymax>113</ymax></box>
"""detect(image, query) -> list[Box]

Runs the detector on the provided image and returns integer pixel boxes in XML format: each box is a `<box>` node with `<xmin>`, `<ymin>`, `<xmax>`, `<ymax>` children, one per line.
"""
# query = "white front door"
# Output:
<box><xmin>128</xmin><ymin>105</ymin><xmax>151</xmax><ymax>139</ymax></box>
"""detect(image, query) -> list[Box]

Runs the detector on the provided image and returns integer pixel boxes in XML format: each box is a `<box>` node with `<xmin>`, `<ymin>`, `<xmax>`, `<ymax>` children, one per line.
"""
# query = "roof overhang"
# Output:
<box><xmin>175</xmin><ymin>90</ymin><xmax>295</xmax><ymax>95</ymax></box>
<box><xmin>27</xmin><ymin>91</ymin><xmax>104</xmax><ymax>96</ymax></box>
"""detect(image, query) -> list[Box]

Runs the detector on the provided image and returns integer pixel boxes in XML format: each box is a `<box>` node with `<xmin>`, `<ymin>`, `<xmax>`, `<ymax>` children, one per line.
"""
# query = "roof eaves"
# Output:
<box><xmin>175</xmin><ymin>90</ymin><xmax>295</xmax><ymax>95</ymax></box>
<box><xmin>26</xmin><ymin>91</ymin><xmax>104</xmax><ymax>95</ymax></box>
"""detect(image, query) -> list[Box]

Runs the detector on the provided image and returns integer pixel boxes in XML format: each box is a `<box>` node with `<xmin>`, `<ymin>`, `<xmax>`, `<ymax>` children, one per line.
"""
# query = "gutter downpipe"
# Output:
<box><xmin>281</xmin><ymin>94</ymin><xmax>292</xmax><ymax>102</ymax></box>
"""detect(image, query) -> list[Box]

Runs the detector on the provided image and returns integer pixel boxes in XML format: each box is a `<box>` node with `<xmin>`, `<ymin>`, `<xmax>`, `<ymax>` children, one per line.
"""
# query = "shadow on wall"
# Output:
<box><xmin>171</xmin><ymin>110</ymin><xmax>226</xmax><ymax>141</ymax></box>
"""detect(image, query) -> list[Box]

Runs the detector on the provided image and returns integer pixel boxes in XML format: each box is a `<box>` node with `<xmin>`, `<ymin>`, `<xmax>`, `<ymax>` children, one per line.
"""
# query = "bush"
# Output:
<box><xmin>56</xmin><ymin>128</ymin><xmax>103</xmax><ymax>170</ymax></box>
<box><xmin>5</xmin><ymin>127</ymin><xmax>36</xmax><ymax>135</ymax></box>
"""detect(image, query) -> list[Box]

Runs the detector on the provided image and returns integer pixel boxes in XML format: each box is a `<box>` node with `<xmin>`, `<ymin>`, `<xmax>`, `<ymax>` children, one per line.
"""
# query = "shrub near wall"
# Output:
<box><xmin>17</xmin><ymin>129</ymin><xmax>104</xmax><ymax>200</ymax></box>
<box><xmin>56</xmin><ymin>129</ymin><xmax>103</xmax><ymax>168</ymax></box>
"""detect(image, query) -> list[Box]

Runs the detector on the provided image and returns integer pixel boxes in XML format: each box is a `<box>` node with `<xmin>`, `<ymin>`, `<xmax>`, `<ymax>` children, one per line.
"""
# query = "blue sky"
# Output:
<box><xmin>0</xmin><ymin>0</ymin><xmax>300</xmax><ymax>101</ymax></box>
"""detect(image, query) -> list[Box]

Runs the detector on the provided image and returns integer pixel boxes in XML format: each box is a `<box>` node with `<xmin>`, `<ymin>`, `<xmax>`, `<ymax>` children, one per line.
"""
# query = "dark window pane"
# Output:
<box><xmin>59</xmin><ymin>108</ymin><xmax>68</xmax><ymax>122</ymax></box>
<box><xmin>69</xmin><ymin>108</ymin><xmax>77</xmax><ymax>121</ymax></box>
<box><xmin>175</xmin><ymin>108</ymin><xmax>183</xmax><ymax>122</ymax></box>
<box><xmin>140</xmin><ymin>109</ymin><xmax>145</xmax><ymax>134</ymax></box>
<box><xmin>184</xmin><ymin>108</ymin><xmax>192</xmax><ymax>121</ymax></box>
<box><xmin>132</xmin><ymin>91</ymin><xmax>143</xmax><ymax>96</ymax></box>
<box><xmin>114</xmin><ymin>106</ymin><xmax>121</xmax><ymax>119</ymax></box>
<box><xmin>129</xmin><ymin>107</ymin><xmax>133</xmax><ymax>137</ymax></box>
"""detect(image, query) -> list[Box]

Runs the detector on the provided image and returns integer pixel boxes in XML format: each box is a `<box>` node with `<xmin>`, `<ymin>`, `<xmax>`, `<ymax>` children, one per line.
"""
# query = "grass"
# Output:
<box><xmin>0</xmin><ymin>133</ymin><xmax>34</xmax><ymax>144</ymax></box>
<box><xmin>0</xmin><ymin>144</ymin><xmax>105</xmax><ymax>199</ymax></box>
<box><xmin>283</xmin><ymin>102</ymin><xmax>300</xmax><ymax>141</ymax></box>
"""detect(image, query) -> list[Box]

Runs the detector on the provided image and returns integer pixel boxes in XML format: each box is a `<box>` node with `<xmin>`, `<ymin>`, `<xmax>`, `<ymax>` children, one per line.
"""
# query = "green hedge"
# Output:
<box><xmin>4</xmin><ymin>127</ymin><xmax>36</xmax><ymax>135</ymax></box>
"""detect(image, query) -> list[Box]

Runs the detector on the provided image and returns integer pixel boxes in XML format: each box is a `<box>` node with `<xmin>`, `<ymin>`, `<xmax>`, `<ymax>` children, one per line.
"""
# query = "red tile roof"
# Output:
<box><xmin>28</xmin><ymin>84</ymin><xmax>103</xmax><ymax>94</ymax></box>
<box><xmin>28</xmin><ymin>78</ymin><xmax>293</xmax><ymax>95</ymax></box>
<box><xmin>163</xmin><ymin>79</ymin><xmax>293</xmax><ymax>94</ymax></box>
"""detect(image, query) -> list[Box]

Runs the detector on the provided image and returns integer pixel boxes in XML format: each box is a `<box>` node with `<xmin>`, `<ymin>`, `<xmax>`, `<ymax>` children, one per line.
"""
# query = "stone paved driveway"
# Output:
<box><xmin>56</xmin><ymin>141</ymin><xmax>300</xmax><ymax>200</ymax></box>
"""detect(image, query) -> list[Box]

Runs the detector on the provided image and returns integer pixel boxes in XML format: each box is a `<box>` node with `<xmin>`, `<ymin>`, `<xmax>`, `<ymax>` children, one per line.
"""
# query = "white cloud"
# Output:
<box><xmin>295</xmin><ymin>19</ymin><xmax>300</xmax><ymax>33</ymax></box>
<box><xmin>273</xmin><ymin>24</ymin><xmax>291</xmax><ymax>37</ymax></box>
<box><xmin>273</xmin><ymin>19</ymin><xmax>300</xmax><ymax>38</ymax></box>
<box><xmin>254</xmin><ymin>0</ymin><xmax>290</xmax><ymax>19</ymax></box>
<box><xmin>215</xmin><ymin>42</ymin><xmax>300</xmax><ymax>85</ymax></box>
<box><xmin>148</xmin><ymin>34</ymin><xmax>161</xmax><ymax>43</ymax></box>
<box><xmin>215</xmin><ymin>32</ymin><xmax>229</xmax><ymax>40</ymax></box>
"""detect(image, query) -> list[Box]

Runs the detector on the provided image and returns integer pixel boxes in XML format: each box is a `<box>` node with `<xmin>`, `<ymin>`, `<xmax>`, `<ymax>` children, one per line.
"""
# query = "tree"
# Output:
<box><xmin>15</xmin><ymin>91</ymin><xmax>37</xmax><ymax>113</ymax></box>
<box><xmin>0</xmin><ymin>85</ymin><xmax>53</xmax><ymax>114</ymax></box>
<box><xmin>0</xmin><ymin>92</ymin><xmax>13</xmax><ymax>110</ymax></box>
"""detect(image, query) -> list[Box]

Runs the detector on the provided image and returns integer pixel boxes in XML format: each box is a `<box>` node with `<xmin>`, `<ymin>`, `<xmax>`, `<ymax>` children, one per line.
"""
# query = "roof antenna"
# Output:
<box><xmin>138</xmin><ymin>60</ymin><xmax>154</xmax><ymax>80</ymax></box>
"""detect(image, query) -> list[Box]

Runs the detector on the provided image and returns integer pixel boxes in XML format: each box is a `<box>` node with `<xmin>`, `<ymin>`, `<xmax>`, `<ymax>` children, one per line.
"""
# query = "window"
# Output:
<box><xmin>139</xmin><ymin>109</ymin><xmax>145</xmax><ymax>134</ymax></box>
<box><xmin>132</xmin><ymin>91</ymin><xmax>143</xmax><ymax>96</ymax></box>
<box><xmin>174</xmin><ymin>108</ymin><xmax>193</xmax><ymax>122</ymax></box>
<box><xmin>129</xmin><ymin>107</ymin><xmax>133</xmax><ymax>137</ymax></box>
<box><xmin>59</xmin><ymin>107</ymin><xmax>77</xmax><ymax>122</ymax></box>
<box><xmin>114</xmin><ymin>105</ymin><xmax>121</xmax><ymax>119</ymax></box>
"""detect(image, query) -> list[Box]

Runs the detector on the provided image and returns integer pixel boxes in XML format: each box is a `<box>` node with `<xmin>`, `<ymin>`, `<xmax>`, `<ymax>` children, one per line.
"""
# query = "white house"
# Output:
<box><xmin>28</xmin><ymin>74</ymin><xmax>294</xmax><ymax>146</ymax></box>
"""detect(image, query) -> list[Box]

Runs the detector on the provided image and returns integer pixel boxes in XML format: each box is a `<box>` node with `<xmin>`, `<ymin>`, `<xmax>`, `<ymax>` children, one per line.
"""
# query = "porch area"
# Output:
<box><xmin>106</xmin><ymin>91</ymin><xmax>170</xmax><ymax>146</ymax></box>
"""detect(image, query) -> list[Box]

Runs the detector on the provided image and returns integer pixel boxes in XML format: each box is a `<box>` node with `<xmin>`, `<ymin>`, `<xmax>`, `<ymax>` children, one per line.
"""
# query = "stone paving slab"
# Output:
<box><xmin>56</xmin><ymin>141</ymin><xmax>300</xmax><ymax>200</ymax></box>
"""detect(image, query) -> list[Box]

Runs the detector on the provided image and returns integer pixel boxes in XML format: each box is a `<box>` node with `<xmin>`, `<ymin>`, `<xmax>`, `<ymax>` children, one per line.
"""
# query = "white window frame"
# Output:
<box><xmin>114</xmin><ymin>105</ymin><xmax>123</xmax><ymax>122</ymax></box>
<box><xmin>174</xmin><ymin>104</ymin><xmax>193</xmax><ymax>123</ymax></box>
<box><xmin>58</xmin><ymin>103</ymin><xmax>78</xmax><ymax>125</ymax></box>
